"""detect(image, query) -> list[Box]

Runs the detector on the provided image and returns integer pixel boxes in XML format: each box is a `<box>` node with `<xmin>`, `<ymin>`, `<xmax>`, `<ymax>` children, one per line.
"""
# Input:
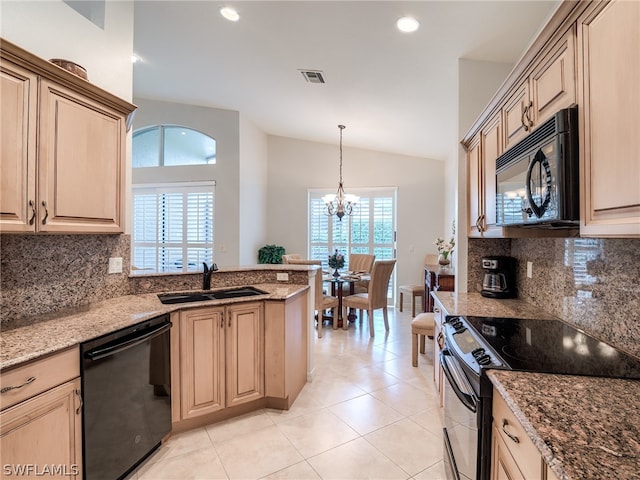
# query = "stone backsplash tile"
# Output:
<box><xmin>469</xmin><ymin>237</ymin><xmax>640</xmax><ymax>358</ymax></box>
<box><xmin>1</xmin><ymin>234</ymin><xmax>131</xmax><ymax>324</ymax></box>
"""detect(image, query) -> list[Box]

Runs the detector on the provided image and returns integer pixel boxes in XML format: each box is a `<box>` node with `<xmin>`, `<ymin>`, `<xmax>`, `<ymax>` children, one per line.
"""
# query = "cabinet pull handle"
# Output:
<box><xmin>434</xmin><ymin>307</ymin><xmax>441</xmax><ymax>314</ymax></box>
<box><xmin>1</xmin><ymin>376</ymin><xmax>36</xmax><ymax>394</ymax></box>
<box><xmin>28</xmin><ymin>200</ymin><xmax>37</xmax><ymax>225</ymax></box>
<box><xmin>228</xmin><ymin>315</ymin><xmax>231</xmax><ymax>328</ymax></box>
<box><xmin>522</xmin><ymin>104</ymin><xmax>530</xmax><ymax>132</ymax></box>
<box><xmin>220</xmin><ymin>317</ymin><xmax>224</xmax><ymax>328</ymax></box>
<box><xmin>501</xmin><ymin>418</ymin><xmax>520</xmax><ymax>444</ymax></box>
<box><xmin>41</xmin><ymin>201</ymin><xmax>49</xmax><ymax>225</ymax></box>
<box><xmin>475</xmin><ymin>216</ymin><xmax>482</xmax><ymax>231</ymax></box>
<box><xmin>437</xmin><ymin>332</ymin><xmax>445</xmax><ymax>349</ymax></box>
<box><xmin>75</xmin><ymin>389</ymin><xmax>83</xmax><ymax>415</ymax></box>
<box><xmin>525</xmin><ymin>101</ymin><xmax>534</xmax><ymax>128</ymax></box>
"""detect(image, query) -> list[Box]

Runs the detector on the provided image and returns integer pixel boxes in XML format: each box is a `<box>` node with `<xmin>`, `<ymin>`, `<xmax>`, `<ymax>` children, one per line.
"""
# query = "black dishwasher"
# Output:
<box><xmin>80</xmin><ymin>314</ymin><xmax>172</xmax><ymax>480</ymax></box>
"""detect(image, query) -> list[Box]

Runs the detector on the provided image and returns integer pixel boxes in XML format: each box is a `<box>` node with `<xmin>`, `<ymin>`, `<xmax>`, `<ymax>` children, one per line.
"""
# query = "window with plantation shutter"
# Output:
<box><xmin>132</xmin><ymin>183</ymin><xmax>214</xmax><ymax>273</ymax></box>
<box><xmin>308</xmin><ymin>187</ymin><xmax>397</xmax><ymax>300</ymax></box>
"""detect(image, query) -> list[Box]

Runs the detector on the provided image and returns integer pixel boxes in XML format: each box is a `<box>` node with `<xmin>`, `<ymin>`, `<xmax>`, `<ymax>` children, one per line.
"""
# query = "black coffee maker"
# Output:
<box><xmin>480</xmin><ymin>256</ymin><xmax>517</xmax><ymax>298</ymax></box>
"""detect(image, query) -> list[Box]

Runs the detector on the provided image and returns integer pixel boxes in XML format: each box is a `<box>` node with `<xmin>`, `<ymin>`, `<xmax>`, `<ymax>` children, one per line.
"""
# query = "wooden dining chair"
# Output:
<box><xmin>342</xmin><ymin>259</ymin><xmax>396</xmax><ymax>337</ymax></box>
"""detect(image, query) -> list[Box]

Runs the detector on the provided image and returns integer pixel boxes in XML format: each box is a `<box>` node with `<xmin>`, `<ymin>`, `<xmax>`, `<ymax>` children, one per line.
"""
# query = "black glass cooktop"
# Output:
<box><xmin>462</xmin><ymin>316</ymin><xmax>640</xmax><ymax>379</ymax></box>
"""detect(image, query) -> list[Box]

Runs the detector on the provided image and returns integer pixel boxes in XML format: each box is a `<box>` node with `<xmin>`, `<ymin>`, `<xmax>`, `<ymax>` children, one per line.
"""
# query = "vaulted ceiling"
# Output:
<box><xmin>133</xmin><ymin>1</ymin><xmax>558</xmax><ymax>160</ymax></box>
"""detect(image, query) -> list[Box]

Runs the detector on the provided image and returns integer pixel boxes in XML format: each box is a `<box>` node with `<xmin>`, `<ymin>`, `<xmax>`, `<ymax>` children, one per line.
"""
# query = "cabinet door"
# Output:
<box><xmin>481</xmin><ymin>114</ymin><xmax>502</xmax><ymax>235</ymax></box>
<box><xmin>180</xmin><ymin>308</ymin><xmax>225</xmax><ymax>419</ymax></box>
<box><xmin>491</xmin><ymin>424</ymin><xmax>526</xmax><ymax>480</ymax></box>
<box><xmin>0</xmin><ymin>60</ymin><xmax>37</xmax><ymax>232</ymax></box>
<box><xmin>531</xmin><ymin>26</ymin><xmax>576</xmax><ymax>126</ymax></box>
<box><xmin>467</xmin><ymin>135</ymin><xmax>482</xmax><ymax>237</ymax></box>
<box><xmin>38</xmin><ymin>79</ymin><xmax>125</xmax><ymax>233</ymax></box>
<box><xmin>579</xmin><ymin>0</ymin><xmax>640</xmax><ymax>237</ymax></box>
<box><xmin>226</xmin><ymin>302</ymin><xmax>264</xmax><ymax>407</ymax></box>
<box><xmin>432</xmin><ymin>302</ymin><xmax>445</xmax><ymax>407</ymax></box>
<box><xmin>503</xmin><ymin>81</ymin><xmax>531</xmax><ymax>150</ymax></box>
<box><xmin>0</xmin><ymin>379</ymin><xmax>82</xmax><ymax>479</ymax></box>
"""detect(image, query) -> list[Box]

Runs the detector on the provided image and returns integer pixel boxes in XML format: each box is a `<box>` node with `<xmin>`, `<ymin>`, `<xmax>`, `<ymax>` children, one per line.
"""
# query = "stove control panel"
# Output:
<box><xmin>444</xmin><ymin>316</ymin><xmax>505</xmax><ymax>374</ymax></box>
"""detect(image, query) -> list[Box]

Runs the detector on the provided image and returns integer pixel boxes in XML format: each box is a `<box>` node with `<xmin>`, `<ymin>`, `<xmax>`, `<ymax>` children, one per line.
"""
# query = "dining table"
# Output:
<box><xmin>322</xmin><ymin>273</ymin><xmax>370</xmax><ymax>328</ymax></box>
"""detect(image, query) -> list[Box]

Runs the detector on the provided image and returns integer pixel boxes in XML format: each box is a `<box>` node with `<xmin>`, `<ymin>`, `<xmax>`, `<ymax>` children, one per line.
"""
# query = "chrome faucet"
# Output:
<box><xmin>202</xmin><ymin>262</ymin><xmax>218</xmax><ymax>290</ymax></box>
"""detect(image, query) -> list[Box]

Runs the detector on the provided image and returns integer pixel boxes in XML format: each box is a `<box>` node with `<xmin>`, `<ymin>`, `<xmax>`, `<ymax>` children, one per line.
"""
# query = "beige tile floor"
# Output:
<box><xmin>133</xmin><ymin>307</ymin><xmax>446</xmax><ymax>480</ymax></box>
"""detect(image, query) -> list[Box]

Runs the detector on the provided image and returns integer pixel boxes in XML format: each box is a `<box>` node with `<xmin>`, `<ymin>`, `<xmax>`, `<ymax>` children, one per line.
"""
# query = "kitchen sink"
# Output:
<box><xmin>157</xmin><ymin>287</ymin><xmax>268</xmax><ymax>304</ymax></box>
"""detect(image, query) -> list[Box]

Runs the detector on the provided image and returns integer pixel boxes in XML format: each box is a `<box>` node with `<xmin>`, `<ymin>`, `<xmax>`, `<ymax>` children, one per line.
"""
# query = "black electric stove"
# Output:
<box><xmin>441</xmin><ymin>315</ymin><xmax>640</xmax><ymax>480</ymax></box>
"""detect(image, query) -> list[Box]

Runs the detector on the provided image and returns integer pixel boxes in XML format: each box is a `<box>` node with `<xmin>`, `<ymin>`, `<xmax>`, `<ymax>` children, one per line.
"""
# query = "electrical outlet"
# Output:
<box><xmin>527</xmin><ymin>261</ymin><xmax>533</xmax><ymax>279</ymax></box>
<box><xmin>108</xmin><ymin>257</ymin><xmax>123</xmax><ymax>274</ymax></box>
<box><xmin>276</xmin><ymin>272</ymin><xmax>289</xmax><ymax>281</ymax></box>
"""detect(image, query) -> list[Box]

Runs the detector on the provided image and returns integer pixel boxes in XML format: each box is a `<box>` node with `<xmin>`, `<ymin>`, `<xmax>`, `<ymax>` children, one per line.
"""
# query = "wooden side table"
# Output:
<box><xmin>424</xmin><ymin>264</ymin><xmax>455</xmax><ymax>312</ymax></box>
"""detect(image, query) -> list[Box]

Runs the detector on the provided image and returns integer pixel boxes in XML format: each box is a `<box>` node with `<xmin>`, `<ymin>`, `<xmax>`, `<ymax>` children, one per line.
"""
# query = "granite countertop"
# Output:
<box><xmin>433</xmin><ymin>291</ymin><xmax>558</xmax><ymax>320</ymax></box>
<box><xmin>488</xmin><ymin>370</ymin><xmax>640</xmax><ymax>480</ymax></box>
<box><xmin>0</xmin><ymin>283</ymin><xmax>308</xmax><ymax>371</ymax></box>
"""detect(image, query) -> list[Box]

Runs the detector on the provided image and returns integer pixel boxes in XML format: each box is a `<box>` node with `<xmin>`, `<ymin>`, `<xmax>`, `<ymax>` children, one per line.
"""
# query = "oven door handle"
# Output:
<box><xmin>440</xmin><ymin>350</ymin><xmax>478</xmax><ymax>413</ymax></box>
<box><xmin>84</xmin><ymin>322</ymin><xmax>172</xmax><ymax>361</ymax></box>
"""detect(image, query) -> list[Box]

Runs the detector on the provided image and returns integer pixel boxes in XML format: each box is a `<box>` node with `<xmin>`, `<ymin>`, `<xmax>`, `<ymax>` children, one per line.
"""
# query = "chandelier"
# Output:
<box><xmin>323</xmin><ymin>125</ymin><xmax>359</xmax><ymax>220</ymax></box>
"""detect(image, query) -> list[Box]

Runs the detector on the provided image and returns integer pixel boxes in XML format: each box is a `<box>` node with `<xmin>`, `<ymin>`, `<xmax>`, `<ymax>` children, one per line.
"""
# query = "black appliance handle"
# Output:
<box><xmin>440</xmin><ymin>350</ymin><xmax>478</xmax><ymax>413</ymax></box>
<box><xmin>84</xmin><ymin>321</ymin><xmax>172</xmax><ymax>361</ymax></box>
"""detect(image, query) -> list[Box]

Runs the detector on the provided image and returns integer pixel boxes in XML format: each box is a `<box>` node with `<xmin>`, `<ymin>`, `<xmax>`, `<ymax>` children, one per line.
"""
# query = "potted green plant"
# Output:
<box><xmin>258</xmin><ymin>244</ymin><xmax>285</xmax><ymax>264</ymax></box>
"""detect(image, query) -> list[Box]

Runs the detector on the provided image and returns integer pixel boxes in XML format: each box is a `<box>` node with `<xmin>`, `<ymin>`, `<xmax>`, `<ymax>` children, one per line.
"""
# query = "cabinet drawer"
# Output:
<box><xmin>492</xmin><ymin>388</ymin><xmax>542</xmax><ymax>479</ymax></box>
<box><xmin>1</xmin><ymin>347</ymin><xmax>79</xmax><ymax>410</ymax></box>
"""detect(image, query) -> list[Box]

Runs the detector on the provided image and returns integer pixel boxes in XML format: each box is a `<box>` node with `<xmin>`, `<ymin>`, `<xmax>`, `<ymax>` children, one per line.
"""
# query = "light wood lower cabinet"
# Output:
<box><xmin>491</xmin><ymin>387</ymin><xmax>561</xmax><ymax>480</ymax></box>
<box><xmin>432</xmin><ymin>298</ymin><xmax>446</xmax><ymax>407</ymax></box>
<box><xmin>578</xmin><ymin>0</ymin><xmax>640</xmax><ymax>237</ymax></box>
<box><xmin>1</xmin><ymin>380</ymin><xmax>82</xmax><ymax>479</ymax></box>
<box><xmin>177</xmin><ymin>302</ymin><xmax>264</xmax><ymax>421</ymax></box>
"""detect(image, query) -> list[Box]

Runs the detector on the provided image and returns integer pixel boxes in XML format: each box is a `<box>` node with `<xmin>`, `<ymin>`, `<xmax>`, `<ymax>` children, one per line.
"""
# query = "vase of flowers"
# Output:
<box><xmin>328</xmin><ymin>249</ymin><xmax>345</xmax><ymax>277</ymax></box>
<box><xmin>434</xmin><ymin>221</ymin><xmax>455</xmax><ymax>267</ymax></box>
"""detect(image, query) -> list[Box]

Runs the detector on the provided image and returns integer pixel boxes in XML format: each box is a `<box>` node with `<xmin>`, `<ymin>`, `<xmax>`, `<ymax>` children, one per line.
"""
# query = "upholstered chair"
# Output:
<box><xmin>342</xmin><ymin>259</ymin><xmax>396</xmax><ymax>337</ymax></box>
<box><xmin>411</xmin><ymin>313</ymin><xmax>435</xmax><ymax>367</ymax></box>
<box><xmin>348</xmin><ymin>253</ymin><xmax>375</xmax><ymax>294</ymax></box>
<box><xmin>398</xmin><ymin>253</ymin><xmax>438</xmax><ymax>317</ymax></box>
<box><xmin>282</xmin><ymin>254</ymin><xmax>302</xmax><ymax>264</ymax></box>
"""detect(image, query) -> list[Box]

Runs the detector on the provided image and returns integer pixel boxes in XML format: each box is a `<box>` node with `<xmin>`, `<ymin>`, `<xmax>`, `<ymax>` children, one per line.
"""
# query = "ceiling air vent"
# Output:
<box><xmin>299</xmin><ymin>70</ymin><xmax>325</xmax><ymax>84</ymax></box>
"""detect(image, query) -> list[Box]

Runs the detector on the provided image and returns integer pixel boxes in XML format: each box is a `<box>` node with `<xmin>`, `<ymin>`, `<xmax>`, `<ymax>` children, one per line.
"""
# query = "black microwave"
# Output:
<box><xmin>496</xmin><ymin>106</ymin><xmax>579</xmax><ymax>227</ymax></box>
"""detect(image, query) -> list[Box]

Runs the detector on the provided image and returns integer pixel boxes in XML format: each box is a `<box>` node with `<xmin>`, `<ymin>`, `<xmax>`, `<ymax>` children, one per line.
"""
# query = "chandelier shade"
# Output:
<box><xmin>324</xmin><ymin>125</ymin><xmax>359</xmax><ymax>220</ymax></box>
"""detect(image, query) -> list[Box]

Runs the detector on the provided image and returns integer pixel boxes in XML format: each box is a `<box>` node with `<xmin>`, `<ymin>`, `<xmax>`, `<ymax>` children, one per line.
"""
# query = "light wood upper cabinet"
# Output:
<box><xmin>468</xmin><ymin>113</ymin><xmax>504</xmax><ymax>237</ymax></box>
<box><xmin>530</xmin><ymin>26</ymin><xmax>576</xmax><ymax>127</ymax></box>
<box><xmin>504</xmin><ymin>27</ymin><xmax>577</xmax><ymax>152</ymax></box>
<box><xmin>0</xmin><ymin>39</ymin><xmax>135</xmax><ymax>234</ymax></box>
<box><xmin>0</xmin><ymin>60</ymin><xmax>36</xmax><ymax>232</ymax></box>
<box><xmin>503</xmin><ymin>80</ymin><xmax>531</xmax><ymax>150</ymax></box>
<box><xmin>468</xmin><ymin>134</ymin><xmax>483</xmax><ymax>236</ymax></box>
<box><xmin>578</xmin><ymin>0</ymin><xmax>640</xmax><ymax>237</ymax></box>
<box><xmin>178</xmin><ymin>303</ymin><xmax>264</xmax><ymax>422</ymax></box>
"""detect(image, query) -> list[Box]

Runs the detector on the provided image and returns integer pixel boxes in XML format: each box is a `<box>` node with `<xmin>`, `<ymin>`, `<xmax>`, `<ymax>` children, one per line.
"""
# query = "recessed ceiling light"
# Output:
<box><xmin>220</xmin><ymin>7</ymin><xmax>240</xmax><ymax>22</ymax></box>
<box><xmin>396</xmin><ymin>16</ymin><xmax>419</xmax><ymax>33</ymax></box>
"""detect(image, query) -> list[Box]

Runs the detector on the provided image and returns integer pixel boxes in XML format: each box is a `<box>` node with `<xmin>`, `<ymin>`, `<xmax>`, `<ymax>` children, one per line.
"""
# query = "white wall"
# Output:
<box><xmin>266</xmin><ymin>135</ymin><xmax>446</xmax><ymax>291</ymax></box>
<box><xmin>0</xmin><ymin>0</ymin><xmax>133</xmax><ymax>101</ymax></box>
<box><xmin>239</xmin><ymin>115</ymin><xmax>269</xmax><ymax>265</ymax></box>
<box><xmin>456</xmin><ymin>58</ymin><xmax>514</xmax><ymax>291</ymax></box>
<box><xmin>132</xmin><ymin>97</ymin><xmax>244</xmax><ymax>267</ymax></box>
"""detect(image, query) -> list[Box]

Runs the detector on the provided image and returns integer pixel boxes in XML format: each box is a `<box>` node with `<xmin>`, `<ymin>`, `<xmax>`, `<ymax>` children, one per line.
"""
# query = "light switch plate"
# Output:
<box><xmin>276</xmin><ymin>272</ymin><xmax>289</xmax><ymax>281</ymax></box>
<box><xmin>108</xmin><ymin>257</ymin><xmax>123</xmax><ymax>274</ymax></box>
<box><xmin>526</xmin><ymin>261</ymin><xmax>533</xmax><ymax>279</ymax></box>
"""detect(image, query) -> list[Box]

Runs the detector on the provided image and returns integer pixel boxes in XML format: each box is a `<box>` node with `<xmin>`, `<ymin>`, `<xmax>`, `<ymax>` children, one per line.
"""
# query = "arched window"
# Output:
<box><xmin>132</xmin><ymin>125</ymin><xmax>216</xmax><ymax>273</ymax></box>
<box><xmin>133</xmin><ymin>125</ymin><xmax>216</xmax><ymax>167</ymax></box>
